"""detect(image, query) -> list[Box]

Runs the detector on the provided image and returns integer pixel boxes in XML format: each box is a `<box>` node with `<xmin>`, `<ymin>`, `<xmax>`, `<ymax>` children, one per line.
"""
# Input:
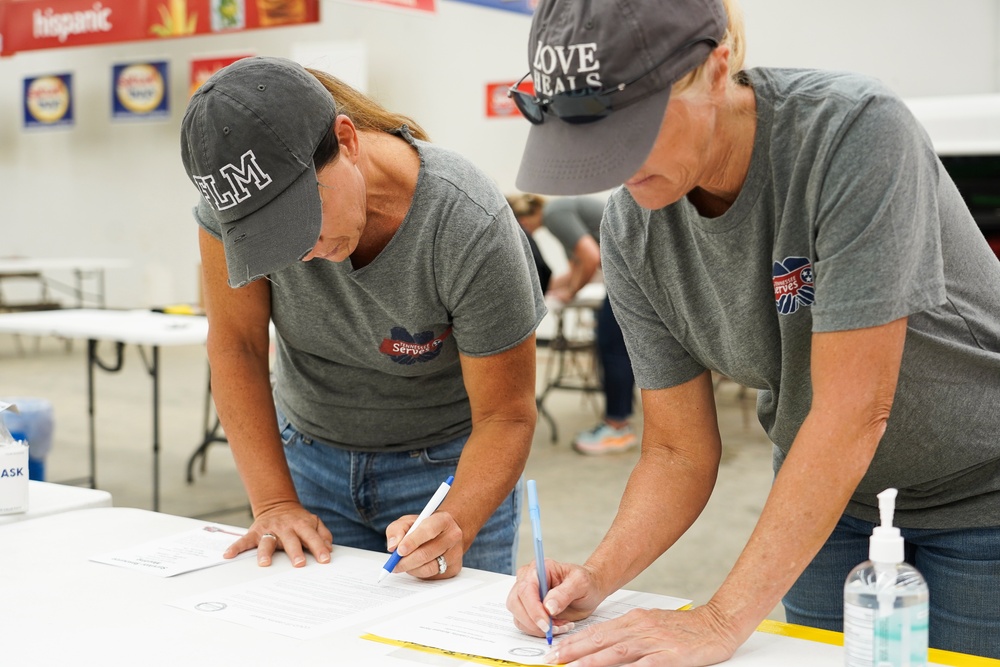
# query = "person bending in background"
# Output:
<box><xmin>180</xmin><ymin>56</ymin><xmax>545</xmax><ymax>578</ymax></box>
<box><xmin>505</xmin><ymin>0</ymin><xmax>1000</xmax><ymax>662</ymax></box>
<box><xmin>507</xmin><ymin>193</ymin><xmax>638</xmax><ymax>456</ymax></box>
<box><xmin>513</xmin><ymin>197</ymin><xmax>553</xmax><ymax>294</ymax></box>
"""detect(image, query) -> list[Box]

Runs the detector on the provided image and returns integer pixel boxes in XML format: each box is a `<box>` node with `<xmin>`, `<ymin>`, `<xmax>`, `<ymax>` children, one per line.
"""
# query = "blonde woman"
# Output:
<box><xmin>506</xmin><ymin>0</ymin><xmax>1000</xmax><ymax>662</ymax></box>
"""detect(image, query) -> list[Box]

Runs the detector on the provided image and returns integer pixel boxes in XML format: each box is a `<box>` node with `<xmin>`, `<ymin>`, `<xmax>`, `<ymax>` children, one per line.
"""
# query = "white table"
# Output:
<box><xmin>0</xmin><ymin>508</ymin><xmax>498</xmax><ymax>666</ymax></box>
<box><xmin>0</xmin><ymin>508</ymin><xmax>984</xmax><ymax>667</ymax></box>
<box><xmin>0</xmin><ymin>257</ymin><xmax>130</xmax><ymax>309</ymax></box>
<box><xmin>0</xmin><ymin>309</ymin><xmax>211</xmax><ymax>511</ymax></box>
<box><xmin>0</xmin><ymin>480</ymin><xmax>112</xmax><ymax>525</ymax></box>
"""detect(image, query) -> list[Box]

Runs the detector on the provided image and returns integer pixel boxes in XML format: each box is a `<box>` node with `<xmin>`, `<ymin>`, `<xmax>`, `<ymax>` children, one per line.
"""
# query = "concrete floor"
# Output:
<box><xmin>0</xmin><ymin>331</ymin><xmax>783</xmax><ymax>621</ymax></box>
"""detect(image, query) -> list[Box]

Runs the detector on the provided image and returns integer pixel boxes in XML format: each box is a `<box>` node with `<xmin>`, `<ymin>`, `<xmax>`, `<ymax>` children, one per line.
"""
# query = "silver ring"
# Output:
<box><xmin>260</xmin><ymin>533</ymin><xmax>277</xmax><ymax>541</ymax></box>
<box><xmin>436</xmin><ymin>555</ymin><xmax>447</xmax><ymax>574</ymax></box>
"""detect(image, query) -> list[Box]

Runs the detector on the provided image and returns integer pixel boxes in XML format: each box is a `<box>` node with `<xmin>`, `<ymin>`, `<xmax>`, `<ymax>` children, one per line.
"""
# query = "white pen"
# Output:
<box><xmin>377</xmin><ymin>475</ymin><xmax>454</xmax><ymax>583</ymax></box>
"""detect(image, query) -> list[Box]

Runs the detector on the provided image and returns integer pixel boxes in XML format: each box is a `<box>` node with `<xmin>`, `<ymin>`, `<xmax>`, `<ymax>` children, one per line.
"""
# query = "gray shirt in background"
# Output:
<box><xmin>198</xmin><ymin>128</ymin><xmax>546</xmax><ymax>452</ymax></box>
<box><xmin>544</xmin><ymin>196</ymin><xmax>606</xmax><ymax>253</ymax></box>
<box><xmin>601</xmin><ymin>68</ymin><xmax>1000</xmax><ymax>529</ymax></box>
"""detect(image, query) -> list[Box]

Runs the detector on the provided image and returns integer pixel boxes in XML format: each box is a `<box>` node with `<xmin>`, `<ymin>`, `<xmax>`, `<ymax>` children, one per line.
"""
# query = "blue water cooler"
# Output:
<box><xmin>0</xmin><ymin>397</ymin><xmax>54</xmax><ymax>481</ymax></box>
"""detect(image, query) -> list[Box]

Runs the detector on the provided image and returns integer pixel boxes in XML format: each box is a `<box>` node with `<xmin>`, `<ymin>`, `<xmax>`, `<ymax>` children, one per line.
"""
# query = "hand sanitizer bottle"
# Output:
<box><xmin>844</xmin><ymin>488</ymin><xmax>929</xmax><ymax>667</ymax></box>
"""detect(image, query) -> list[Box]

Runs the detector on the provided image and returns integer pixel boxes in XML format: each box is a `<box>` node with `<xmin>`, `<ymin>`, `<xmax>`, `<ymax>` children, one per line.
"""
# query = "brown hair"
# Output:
<box><xmin>505</xmin><ymin>193</ymin><xmax>546</xmax><ymax>219</ymax></box>
<box><xmin>306</xmin><ymin>68</ymin><xmax>430</xmax><ymax>169</ymax></box>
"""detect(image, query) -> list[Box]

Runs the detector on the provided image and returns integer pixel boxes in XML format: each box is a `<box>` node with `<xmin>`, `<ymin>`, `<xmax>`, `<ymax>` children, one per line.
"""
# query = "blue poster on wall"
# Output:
<box><xmin>23</xmin><ymin>73</ymin><xmax>74</xmax><ymax>130</ymax></box>
<box><xmin>112</xmin><ymin>61</ymin><xmax>170</xmax><ymax>121</ymax></box>
<box><xmin>447</xmin><ymin>0</ymin><xmax>535</xmax><ymax>16</ymax></box>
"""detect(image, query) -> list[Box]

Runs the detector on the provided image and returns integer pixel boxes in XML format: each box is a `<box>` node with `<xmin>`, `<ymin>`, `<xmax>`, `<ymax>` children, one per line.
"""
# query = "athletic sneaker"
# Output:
<box><xmin>572</xmin><ymin>422</ymin><xmax>638</xmax><ymax>455</ymax></box>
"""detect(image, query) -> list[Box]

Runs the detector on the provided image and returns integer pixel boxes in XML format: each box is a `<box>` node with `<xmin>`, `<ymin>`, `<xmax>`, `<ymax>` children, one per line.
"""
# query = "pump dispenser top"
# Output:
<box><xmin>844</xmin><ymin>487</ymin><xmax>929</xmax><ymax>667</ymax></box>
<box><xmin>870</xmin><ymin>488</ymin><xmax>903</xmax><ymax>564</ymax></box>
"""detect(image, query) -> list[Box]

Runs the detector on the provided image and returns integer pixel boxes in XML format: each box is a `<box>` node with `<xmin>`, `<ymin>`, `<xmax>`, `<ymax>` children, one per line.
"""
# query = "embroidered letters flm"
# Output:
<box><xmin>194</xmin><ymin>149</ymin><xmax>273</xmax><ymax>211</ymax></box>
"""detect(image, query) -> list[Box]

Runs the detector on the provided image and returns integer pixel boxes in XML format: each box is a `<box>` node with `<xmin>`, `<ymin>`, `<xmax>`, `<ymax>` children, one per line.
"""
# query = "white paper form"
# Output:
<box><xmin>366</xmin><ymin>579</ymin><xmax>691</xmax><ymax>665</ymax></box>
<box><xmin>90</xmin><ymin>524</ymin><xmax>254</xmax><ymax>577</ymax></box>
<box><xmin>167</xmin><ymin>555</ymin><xmax>482</xmax><ymax>640</ymax></box>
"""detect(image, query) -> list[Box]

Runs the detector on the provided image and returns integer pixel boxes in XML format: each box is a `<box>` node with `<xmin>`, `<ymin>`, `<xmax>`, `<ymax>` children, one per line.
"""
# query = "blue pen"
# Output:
<box><xmin>377</xmin><ymin>475</ymin><xmax>454</xmax><ymax>583</ymax></box>
<box><xmin>527</xmin><ymin>479</ymin><xmax>553</xmax><ymax>645</ymax></box>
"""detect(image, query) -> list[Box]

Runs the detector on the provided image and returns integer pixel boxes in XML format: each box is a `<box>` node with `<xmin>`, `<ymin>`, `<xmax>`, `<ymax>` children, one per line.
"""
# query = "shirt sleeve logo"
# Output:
<box><xmin>772</xmin><ymin>256</ymin><xmax>815</xmax><ymax>315</ymax></box>
<box><xmin>379</xmin><ymin>326</ymin><xmax>453</xmax><ymax>365</ymax></box>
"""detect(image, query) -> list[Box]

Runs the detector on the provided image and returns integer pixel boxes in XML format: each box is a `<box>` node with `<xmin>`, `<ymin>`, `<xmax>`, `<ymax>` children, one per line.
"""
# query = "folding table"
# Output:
<box><xmin>0</xmin><ymin>309</ymin><xmax>210</xmax><ymax>511</ymax></box>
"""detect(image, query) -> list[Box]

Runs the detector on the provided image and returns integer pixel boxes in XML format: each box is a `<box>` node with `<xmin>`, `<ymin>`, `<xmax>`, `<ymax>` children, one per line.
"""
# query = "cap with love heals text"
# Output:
<box><xmin>516</xmin><ymin>0</ymin><xmax>727</xmax><ymax>195</ymax></box>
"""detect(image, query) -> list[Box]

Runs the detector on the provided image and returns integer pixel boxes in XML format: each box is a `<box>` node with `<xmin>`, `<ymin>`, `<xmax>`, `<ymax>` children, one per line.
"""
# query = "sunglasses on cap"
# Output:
<box><xmin>508</xmin><ymin>37</ymin><xmax>719</xmax><ymax>125</ymax></box>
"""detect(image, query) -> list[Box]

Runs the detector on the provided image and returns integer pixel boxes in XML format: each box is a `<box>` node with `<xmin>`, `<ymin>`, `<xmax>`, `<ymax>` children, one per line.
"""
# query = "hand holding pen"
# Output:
<box><xmin>509</xmin><ymin>482</ymin><xmax>610</xmax><ymax>645</ymax></box>
<box><xmin>378</xmin><ymin>475</ymin><xmax>454</xmax><ymax>583</ymax></box>
<box><xmin>527</xmin><ymin>479</ymin><xmax>553</xmax><ymax>645</ymax></box>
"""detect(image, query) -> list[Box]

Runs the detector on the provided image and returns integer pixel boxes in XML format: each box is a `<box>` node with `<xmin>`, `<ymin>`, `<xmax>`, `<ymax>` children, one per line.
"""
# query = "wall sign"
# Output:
<box><xmin>448</xmin><ymin>0</ymin><xmax>534</xmax><ymax>15</ymax></box>
<box><xmin>189</xmin><ymin>54</ymin><xmax>251</xmax><ymax>96</ymax></box>
<box><xmin>112</xmin><ymin>60</ymin><xmax>170</xmax><ymax>121</ymax></box>
<box><xmin>340</xmin><ymin>0</ymin><xmax>436</xmax><ymax>14</ymax></box>
<box><xmin>23</xmin><ymin>72</ymin><xmax>74</xmax><ymax>129</ymax></box>
<box><xmin>487</xmin><ymin>78</ymin><xmax>532</xmax><ymax>119</ymax></box>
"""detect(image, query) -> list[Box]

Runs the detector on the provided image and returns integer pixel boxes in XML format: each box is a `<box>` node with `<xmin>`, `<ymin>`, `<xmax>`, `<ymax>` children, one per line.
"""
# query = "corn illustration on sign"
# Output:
<box><xmin>149</xmin><ymin>1</ymin><xmax>198</xmax><ymax>37</ymax></box>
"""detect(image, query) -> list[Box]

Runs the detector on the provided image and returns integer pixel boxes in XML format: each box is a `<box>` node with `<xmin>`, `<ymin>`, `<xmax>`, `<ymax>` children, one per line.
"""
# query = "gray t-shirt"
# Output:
<box><xmin>602</xmin><ymin>68</ymin><xmax>1000</xmax><ymax>528</ymax></box>
<box><xmin>544</xmin><ymin>196</ymin><xmax>606</xmax><ymax>253</ymax></box>
<box><xmin>198</xmin><ymin>128</ymin><xmax>546</xmax><ymax>451</ymax></box>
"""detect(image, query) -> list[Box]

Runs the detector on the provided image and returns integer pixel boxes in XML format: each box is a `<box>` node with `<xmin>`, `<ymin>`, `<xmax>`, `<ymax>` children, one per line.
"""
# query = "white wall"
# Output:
<box><xmin>1</xmin><ymin>0</ymin><xmax>998</xmax><ymax>308</ymax></box>
<box><xmin>742</xmin><ymin>0</ymin><xmax>1000</xmax><ymax>95</ymax></box>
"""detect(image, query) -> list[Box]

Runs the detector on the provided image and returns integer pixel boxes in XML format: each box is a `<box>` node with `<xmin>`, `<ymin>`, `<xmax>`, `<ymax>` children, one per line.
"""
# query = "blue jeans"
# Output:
<box><xmin>596</xmin><ymin>296</ymin><xmax>635</xmax><ymax>422</ymax></box>
<box><xmin>783</xmin><ymin>513</ymin><xmax>1000</xmax><ymax>658</ymax></box>
<box><xmin>277</xmin><ymin>409</ymin><xmax>521</xmax><ymax>575</ymax></box>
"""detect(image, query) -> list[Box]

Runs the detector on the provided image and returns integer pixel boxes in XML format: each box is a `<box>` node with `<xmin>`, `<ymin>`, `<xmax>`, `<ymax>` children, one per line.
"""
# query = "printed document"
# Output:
<box><xmin>90</xmin><ymin>524</ymin><xmax>254</xmax><ymax>577</ymax></box>
<box><xmin>366</xmin><ymin>579</ymin><xmax>691</xmax><ymax>665</ymax></box>
<box><xmin>167</xmin><ymin>555</ymin><xmax>481</xmax><ymax>639</ymax></box>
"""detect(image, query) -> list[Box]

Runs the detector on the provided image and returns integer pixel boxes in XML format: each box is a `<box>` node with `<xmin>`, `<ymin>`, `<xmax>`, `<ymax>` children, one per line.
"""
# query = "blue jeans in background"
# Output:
<box><xmin>596</xmin><ymin>296</ymin><xmax>635</xmax><ymax>422</ymax></box>
<box><xmin>277</xmin><ymin>409</ymin><xmax>521</xmax><ymax>575</ymax></box>
<box><xmin>783</xmin><ymin>513</ymin><xmax>1000</xmax><ymax>658</ymax></box>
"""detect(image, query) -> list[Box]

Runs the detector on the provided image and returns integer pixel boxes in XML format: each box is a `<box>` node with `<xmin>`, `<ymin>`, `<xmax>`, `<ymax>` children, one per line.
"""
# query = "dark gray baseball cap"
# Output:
<box><xmin>515</xmin><ymin>0</ymin><xmax>727</xmax><ymax>195</ymax></box>
<box><xmin>181</xmin><ymin>56</ymin><xmax>336</xmax><ymax>288</ymax></box>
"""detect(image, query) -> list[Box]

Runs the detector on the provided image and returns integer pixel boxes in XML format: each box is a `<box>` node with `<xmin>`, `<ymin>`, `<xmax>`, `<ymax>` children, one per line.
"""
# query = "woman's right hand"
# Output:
<box><xmin>506</xmin><ymin>559</ymin><xmax>607</xmax><ymax>638</ymax></box>
<box><xmin>223</xmin><ymin>502</ymin><xmax>333</xmax><ymax>567</ymax></box>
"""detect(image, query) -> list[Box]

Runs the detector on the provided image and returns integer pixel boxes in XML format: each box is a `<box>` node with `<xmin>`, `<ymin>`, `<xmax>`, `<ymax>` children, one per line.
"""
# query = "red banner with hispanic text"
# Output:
<box><xmin>0</xmin><ymin>0</ymin><xmax>320</xmax><ymax>56</ymax></box>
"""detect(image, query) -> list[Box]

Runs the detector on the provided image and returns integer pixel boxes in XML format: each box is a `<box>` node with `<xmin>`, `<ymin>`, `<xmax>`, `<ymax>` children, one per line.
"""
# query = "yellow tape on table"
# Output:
<box><xmin>756</xmin><ymin>619</ymin><xmax>1000</xmax><ymax>667</ymax></box>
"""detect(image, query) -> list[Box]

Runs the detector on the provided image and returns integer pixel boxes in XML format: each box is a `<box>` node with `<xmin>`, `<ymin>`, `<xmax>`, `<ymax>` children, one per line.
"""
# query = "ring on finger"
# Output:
<box><xmin>260</xmin><ymin>533</ymin><xmax>278</xmax><ymax>542</ymax></box>
<box><xmin>436</xmin><ymin>555</ymin><xmax>447</xmax><ymax>574</ymax></box>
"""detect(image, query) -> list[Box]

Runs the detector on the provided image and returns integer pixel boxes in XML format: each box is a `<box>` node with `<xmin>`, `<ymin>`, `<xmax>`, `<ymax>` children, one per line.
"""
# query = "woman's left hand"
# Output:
<box><xmin>545</xmin><ymin>604</ymin><xmax>741</xmax><ymax>667</ymax></box>
<box><xmin>384</xmin><ymin>510</ymin><xmax>465</xmax><ymax>579</ymax></box>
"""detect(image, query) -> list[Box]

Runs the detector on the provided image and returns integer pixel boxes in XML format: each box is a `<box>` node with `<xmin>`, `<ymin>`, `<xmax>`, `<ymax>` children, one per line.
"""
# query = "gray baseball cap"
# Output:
<box><xmin>515</xmin><ymin>0</ymin><xmax>727</xmax><ymax>195</ymax></box>
<box><xmin>181</xmin><ymin>56</ymin><xmax>336</xmax><ymax>288</ymax></box>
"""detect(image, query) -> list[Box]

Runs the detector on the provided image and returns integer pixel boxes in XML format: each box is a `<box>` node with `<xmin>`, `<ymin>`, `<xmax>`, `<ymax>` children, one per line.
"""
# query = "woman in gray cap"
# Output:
<box><xmin>181</xmin><ymin>56</ymin><xmax>545</xmax><ymax>579</ymax></box>
<box><xmin>505</xmin><ymin>0</ymin><xmax>1000</xmax><ymax>662</ymax></box>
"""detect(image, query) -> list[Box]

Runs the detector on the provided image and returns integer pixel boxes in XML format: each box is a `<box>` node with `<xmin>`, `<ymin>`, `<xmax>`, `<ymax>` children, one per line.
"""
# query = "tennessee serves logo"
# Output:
<box><xmin>772</xmin><ymin>257</ymin><xmax>815</xmax><ymax>315</ymax></box>
<box><xmin>379</xmin><ymin>326</ymin><xmax>452</xmax><ymax>365</ymax></box>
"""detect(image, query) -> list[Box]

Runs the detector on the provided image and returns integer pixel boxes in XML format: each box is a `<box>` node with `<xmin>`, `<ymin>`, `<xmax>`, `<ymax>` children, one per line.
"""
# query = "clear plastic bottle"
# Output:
<box><xmin>844</xmin><ymin>488</ymin><xmax>929</xmax><ymax>667</ymax></box>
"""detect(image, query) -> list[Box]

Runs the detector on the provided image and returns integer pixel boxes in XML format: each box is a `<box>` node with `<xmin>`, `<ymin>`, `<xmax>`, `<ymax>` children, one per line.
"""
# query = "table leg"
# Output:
<box><xmin>97</xmin><ymin>270</ymin><xmax>106</xmax><ymax>309</ymax></box>
<box><xmin>65</xmin><ymin>339</ymin><xmax>122</xmax><ymax>489</ymax></box>
<box><xmin>152</xmin><ymin>346</ymin><xmax>160</xmax><ymax>512</ymax></box>
<box><xmin>87</xmin><ymin>339</ymin><xmax>97</xmax><ymax>488</ymax></box>
<box><xmin>186</xmin><ymin>364</ymin><xmax>229</xmax><ymax>484</ymax></box>
<box><xmin>136</xmin><ymin>345</ymin><xmax>162</xmax><ymax>512</ymax></box>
